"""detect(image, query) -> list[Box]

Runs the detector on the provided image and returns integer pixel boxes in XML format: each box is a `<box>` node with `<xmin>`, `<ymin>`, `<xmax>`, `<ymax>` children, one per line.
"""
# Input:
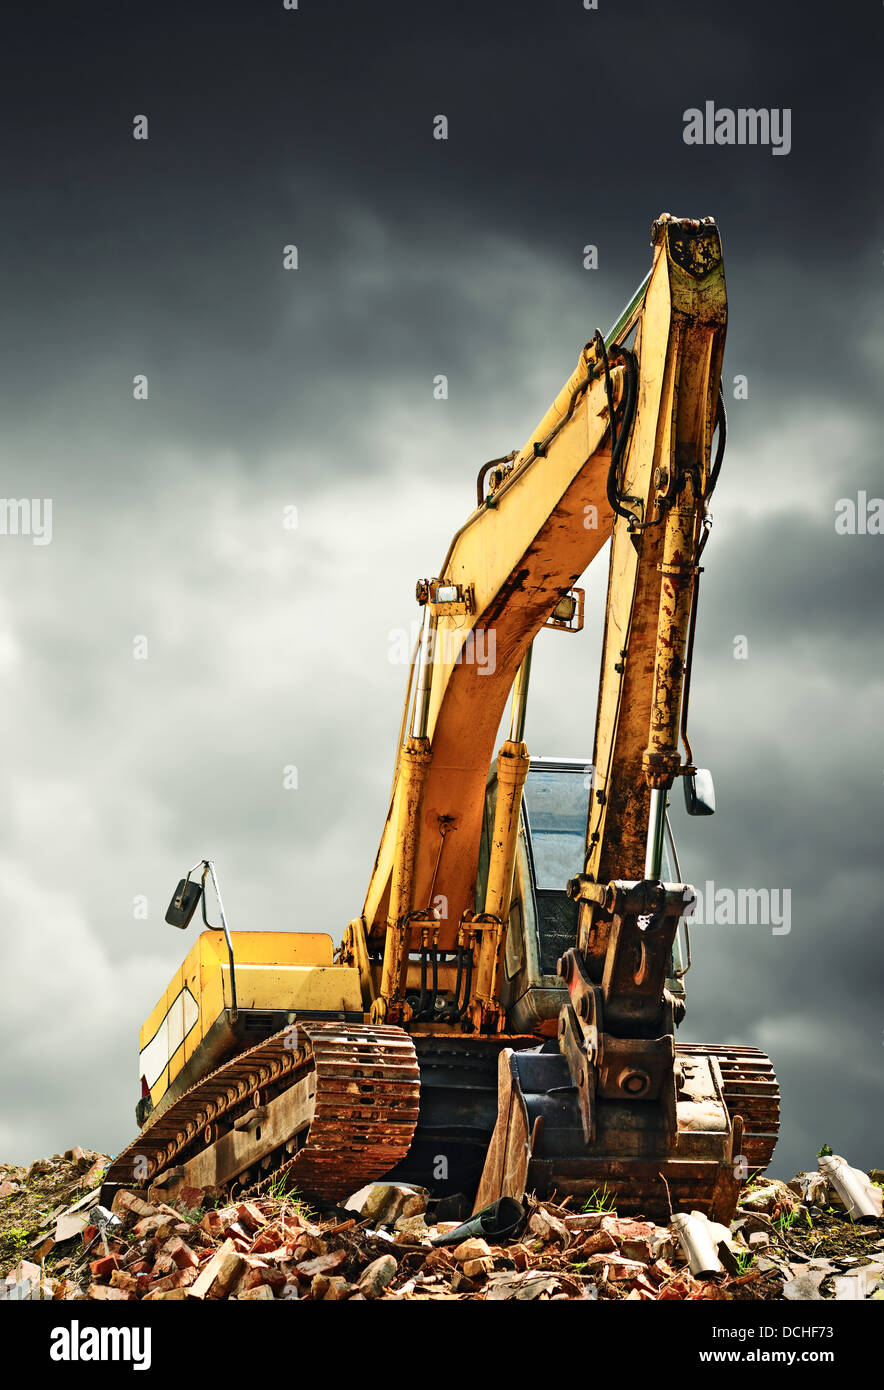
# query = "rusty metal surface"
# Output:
<box><xmin>586</xmin><ymin>220</ymin><xmax>727</xmax><ymax>892</ymax></box>
<box><xmin>101</xmin><ymin>1021</ymin><xmax>420</xmax><ymax>1206</ymax></box>
<box><xmin>475</xmin><ymin>1047</ymin><xmax>733</xmax><ymax>1220</ymax></box>
<box><xmin>276</xmin><ymin>1023</ymin><xmax>420</xmax><ymax>1201</ymax></box>
<box><xmin>678</xmin><ymin>1043</ymin><xmax>780</xmax><ymax>1173</ymax></box>
<box><xmin>475</xmin><ymin>1040</ymin><xmax>779</xmax><ymax>1222</ymax></box>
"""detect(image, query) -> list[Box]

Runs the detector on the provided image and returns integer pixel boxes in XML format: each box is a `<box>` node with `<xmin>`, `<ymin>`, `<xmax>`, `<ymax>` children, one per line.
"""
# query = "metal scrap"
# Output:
<box><xmin>818</xmin><ymin>1154</ymin><xmax>883</xmax><ymax>1223</ymax></box>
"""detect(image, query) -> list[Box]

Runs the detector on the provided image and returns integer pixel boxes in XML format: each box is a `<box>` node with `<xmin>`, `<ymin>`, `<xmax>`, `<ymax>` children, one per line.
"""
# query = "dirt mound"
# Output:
<box><xmin>0</xmin><ymin>1147</ymin><xmax>108</xmax><ymax>1274</ymax></box>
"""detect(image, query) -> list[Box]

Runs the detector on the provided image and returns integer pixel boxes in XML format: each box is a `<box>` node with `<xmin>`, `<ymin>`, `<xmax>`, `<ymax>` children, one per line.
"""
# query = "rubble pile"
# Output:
<box><xmin>1</xmin><ymin>1150</ymin><xmax>881</xmax><ymax>1302</ymax></box>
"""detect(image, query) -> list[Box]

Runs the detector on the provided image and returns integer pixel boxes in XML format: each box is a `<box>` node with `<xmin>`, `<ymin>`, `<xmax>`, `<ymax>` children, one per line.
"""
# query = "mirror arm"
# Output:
<box><xmin>200</xmin><ymin>860</ymin><xmax>239</xmax><ymax>1022</ymax></box>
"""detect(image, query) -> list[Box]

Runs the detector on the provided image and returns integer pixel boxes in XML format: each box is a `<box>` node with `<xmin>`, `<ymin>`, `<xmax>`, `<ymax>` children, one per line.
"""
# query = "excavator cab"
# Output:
<box><xmin>479</xmin><ymin>758</ymin><xmax>684</xmax><ymax>1037</ymax></box>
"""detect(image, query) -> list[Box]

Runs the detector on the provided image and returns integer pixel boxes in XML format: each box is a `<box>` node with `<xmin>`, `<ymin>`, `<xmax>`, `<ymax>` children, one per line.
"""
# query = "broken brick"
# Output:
<box><xmin>452</xmin><ymin>1237</ymin><xmax>492</xmax><ymax>1265</ymax></box>
<box><xmin>200</xmin><ymin>1211</ymin><xmax>225</xmax><ymax>1238</ymax></box>
<box><xmin>296</xmin><ymin>1249</ymin><xmax>347</xmax><ymax>1279</ymax></box>
<box><xmin>187</xmin><ymin>1239</ymin><xmax>243</xmax><ymax>1300</ymax></box>
<box><xmin>234</xmin><ymin>1267</ymin><xmax>272</xmax><ymax>1297</ymax></box>
<box><xmin>176</xmin><ymin>1186</ymin><xmax>208</xmax><ymax>1212</ymax></box>
<box><xmin>109</xmin><ymin>1270</ymin><xmax>139</xmax><ymax>1295</ymax></box>
<box><xmin>322</xmin><ymin>1276</ymin><xmax>356</xmax><ymax>1300</ymax></box>
<box><xmin>248</xmin><ymin>1227</ymin><xmax>287</xmax><ymax>1254</ymax></box>
<box><xmin>132</xmin><ymin>1215</ymin><xmax>177</xmax><ymax>1241</ymax></box>
<box><xmin>87</xmin><ymin>1283</ymin><xmax>131</xmax><ymax>1300</ymax></box>
<box><xmin>576</xmin><ymin>1228</ymin><xmax>618</xmax><ymax>1257</ymax></box>
<box><xmin>236</xmin><ymin>1202</ymin><xmax>265</xmax><ymax>1231</ymax></box>
<box><xmin>163</xmin><ymin>1236</ymin><xmax>200</xmax><ymax>1270</ymax></box>
<box><xmin>89</xmin><ymin>1255</ymin><xmax>121</xmax><ymax>1280</ymax></box>
<box><xmin>111</xmin><ymin>1191</ymin><xmax>158</xmax><ymax>1226</ymax></box>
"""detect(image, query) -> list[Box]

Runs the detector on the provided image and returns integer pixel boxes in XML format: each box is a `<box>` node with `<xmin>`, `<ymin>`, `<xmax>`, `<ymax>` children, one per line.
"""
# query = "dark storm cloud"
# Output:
<box><xmin>0</xmin><ymin>1</ymin><xmax>880</xmax><ymax>1173</ymax></box>
<box><xmin>3</xmin><ymin>1</ymin><xmax>881</xmax><ymax>464</ymax></box>
<box><xmin>663</xmin><ymin>488</ymin><xmax>884</xmax><ymax>1174</ymax></box>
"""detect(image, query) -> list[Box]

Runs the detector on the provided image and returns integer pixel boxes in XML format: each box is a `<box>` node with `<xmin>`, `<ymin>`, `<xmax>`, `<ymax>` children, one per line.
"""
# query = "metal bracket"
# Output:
<box><xmin>558</xmin><ymin>942</ymin><xmax>677</xmax><ymax>1129</ymax></box>
<box><xmin>417</xmin><ymin>578</ymin><xmax>475</xmax><ymax>618</ymax></box>
<box><xmin>557</xmin><ymin>1002</ymin><xmax>596</xmax><ymax>1143</ymax></box>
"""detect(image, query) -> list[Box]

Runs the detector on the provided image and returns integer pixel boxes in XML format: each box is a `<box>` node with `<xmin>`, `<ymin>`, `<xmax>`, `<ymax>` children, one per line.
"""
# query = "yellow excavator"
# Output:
<box><xmin>103</xmin><ymin>213</ymin><xmax>779</xmax><ymax>1223</ymax></box>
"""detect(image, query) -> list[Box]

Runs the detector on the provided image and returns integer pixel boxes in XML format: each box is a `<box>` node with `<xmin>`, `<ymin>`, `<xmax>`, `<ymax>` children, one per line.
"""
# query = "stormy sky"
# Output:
<box><xmin>0</xmin><ymin>0</ymin><xmax>881</xmax><ymax>1180</ymax></box>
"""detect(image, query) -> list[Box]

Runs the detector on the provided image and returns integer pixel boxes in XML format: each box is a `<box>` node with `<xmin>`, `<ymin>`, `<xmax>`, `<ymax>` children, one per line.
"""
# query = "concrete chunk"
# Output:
<box><xmin>358</xmin><ymin>1254</ymin><xmax>398</xmax><ymax>1299</ymax></box>
<box><xmin>452</xmin><ymin>1237</ymin><xmax>492</xmax><ymax>1265</ymax></box>
<box><xmin>187</xmin><ymin>1239</ymin><xmax>243</xmax><ymax>1300</ymax></box>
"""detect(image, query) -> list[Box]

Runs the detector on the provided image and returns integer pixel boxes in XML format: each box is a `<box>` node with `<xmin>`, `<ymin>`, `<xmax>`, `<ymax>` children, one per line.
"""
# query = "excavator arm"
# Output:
<box><xmin>351</xmin><ymin>213</ymin><xmax>723</xmax><ymax>1028</ymax></box>
<box><xmin>342</xmin><ymin>214</ymin><xmax>777</xmax><ymax>1219</ymax></box>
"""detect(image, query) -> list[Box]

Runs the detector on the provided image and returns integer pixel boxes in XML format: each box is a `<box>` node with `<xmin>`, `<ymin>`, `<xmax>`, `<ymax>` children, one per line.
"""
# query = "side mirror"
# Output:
<box><xmin>165</xmin><ymin>878</ymin><xmax>203</xmax><ymax>929</ymax></box>
<box><xmin>683</xmin><ymin>768</ymin><xmax>716</xmax><ymax>817</ymax></box>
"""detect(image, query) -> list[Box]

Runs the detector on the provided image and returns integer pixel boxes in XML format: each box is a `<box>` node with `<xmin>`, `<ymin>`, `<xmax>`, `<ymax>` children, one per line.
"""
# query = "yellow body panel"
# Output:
<box><xmin>216</xmin><ymin>963</ymin><xmax>361</xmax><ymax>1014</ymax></box>
<box><xmin>139</xmin><ymin>931</ymin><xmax>360</xmax><ymax>1109</ymax></box>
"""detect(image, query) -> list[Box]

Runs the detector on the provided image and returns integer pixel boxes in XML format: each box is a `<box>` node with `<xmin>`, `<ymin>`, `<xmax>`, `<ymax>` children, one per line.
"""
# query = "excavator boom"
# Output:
<box><xmin>346</xmin><ymin>212</ymin><xmax>776</xmax><ymax>1219</ymax></box>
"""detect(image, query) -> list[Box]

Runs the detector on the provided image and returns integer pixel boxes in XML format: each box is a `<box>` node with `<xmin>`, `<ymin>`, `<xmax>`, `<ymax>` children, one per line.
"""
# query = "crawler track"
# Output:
<box><xmin>102</xmin><ymin>1021</ymin><xmax>420</xmax><ymax>1206</ymax></box>
<box><xmin>679</xmin><ymin>1043</ymin><xmax>780</xmax><ymax>1173</ymax></box>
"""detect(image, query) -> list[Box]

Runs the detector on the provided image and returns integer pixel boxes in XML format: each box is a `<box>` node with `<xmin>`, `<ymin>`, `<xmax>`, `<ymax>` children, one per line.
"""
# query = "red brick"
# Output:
<box><xmin>177</xmin><ymin>1186</ymin><xmax>207</xmax><ymax>1211</ymax></box>
<box><xmin>148</xmin><ymin>1274</ymin><xmax>177</xmax><ymax>1294</ymax></box>
<box><xmin>578</xmin><ymin>1229</ymin><xmax>618</xmax><ymax>1257</ymax></box>
<box><xmin>163</xmin><ymin>1236</ymin><xmax>200</xmax><ymax>1270</ymax></box>
<box><xmin>200</xmin><ymin>1211</ymin><xmax>225</xmax><ymax>1238</ymax></box>
<box><xmin>111</xmin><ymin>1191</ymin><xmax>158</xmax><ymax>1226</ymax></box>
<box><xmin>89</xmin><ymin>1255</ymin><xmax>121</xmax><ymax>1280</ymax></box>
<box><xmin>263</xmin><ymin>1244</ymin><xmax>299</xmax><ymax>1263</ymax></box>
<box><xmin>223</xmin><ymin>1220</ymin><xmax>253</xmax><ymax>1243</ymax></box>
<box><xmin>132</xmin><ymin>1215</ymin><xmax>177</xmax><ymax>1240</ymax></box>
<box><xmin>239</xmin><ymin>1284</ymin><xmax>275</xmax><ymax>1300</ymax></box>
<box><xmin>248</xmin><ymin>1227</ymin><xmax>285</xmax><ymax>1254</ymax></box>
<box><xmin>234</xmin><ymin>1268</ymin><xmax>270</xmax><ymax>1296</ymax></box>
<box><xmin>236</xmin><ymin>1202</ymin><xmax>265</xmax><ymax>1231</ymax></box>
<box><xmin>296</xmin><ymin>1250</ymin><xmax>347</xmax><ymax>1279</ymax></box>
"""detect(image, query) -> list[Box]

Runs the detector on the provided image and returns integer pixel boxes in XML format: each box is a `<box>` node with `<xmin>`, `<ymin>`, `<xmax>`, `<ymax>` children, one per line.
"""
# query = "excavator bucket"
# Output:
<box><xmin>474</xmin><ymin>1040</ymin><xmax>779</xmax><ymax>1222</ymax></box>
<box><xmin>475</xmin><ymin>874</ymin><xmax>779</xmax><ymax>1223</ymax></box>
